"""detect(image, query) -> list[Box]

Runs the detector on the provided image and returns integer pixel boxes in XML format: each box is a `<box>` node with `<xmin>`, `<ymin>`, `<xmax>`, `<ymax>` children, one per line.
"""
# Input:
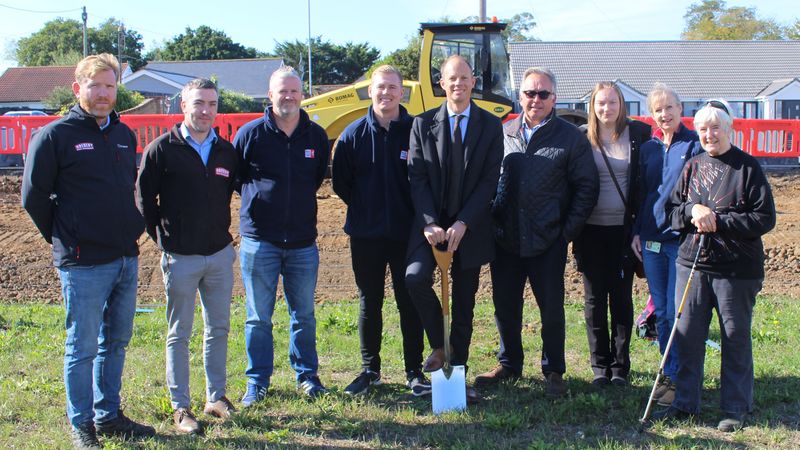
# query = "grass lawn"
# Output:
<box><xmin>0</xmin><ymin>294</ymin><xmax>798</xmax><ymax>449</ymax></box>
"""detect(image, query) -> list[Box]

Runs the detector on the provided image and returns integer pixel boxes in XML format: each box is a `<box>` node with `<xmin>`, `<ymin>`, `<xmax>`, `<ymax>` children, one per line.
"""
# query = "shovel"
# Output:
<box><xmin>430</xmin><ymin>244</ymin><xmax>467</xmax><ymax>414</ymax></box>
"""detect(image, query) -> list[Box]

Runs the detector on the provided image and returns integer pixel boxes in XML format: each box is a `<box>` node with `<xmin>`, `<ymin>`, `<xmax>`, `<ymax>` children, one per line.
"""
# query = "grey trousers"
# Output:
<box><xmin>162</xmin><ymin>244</ymin><xmax>236</xmax><ymax>410</ymax></box>
<box><xmin>672</xmin><ymin>264</ymin><xmax>761</xmax><ymax>415</ymax></box>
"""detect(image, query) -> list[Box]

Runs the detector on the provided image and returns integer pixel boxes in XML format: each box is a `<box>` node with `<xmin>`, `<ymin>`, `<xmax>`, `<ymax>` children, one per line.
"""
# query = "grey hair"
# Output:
<box><xmin>521</xmin><ymin>67</ymin><xmax>557</xmax><ymax>90</ymax></box>
<box><xmin>270</xmin><ymin>65</ymin><xmax>302</xmax><ymax>86</ymax></box>
<box><xmin>694</xmin><ymin>103</ymin><xmax>734</xmax><ymax>134</ymax></box>
<box><xmin>181</xmin><ymin>78</ymin><xmax>218</xmax><ymax>99</ymax></box>
<box><xmin>647</xmin><ymin>82</ymin><xmax>680</xmax><ymax>113</ymax></box>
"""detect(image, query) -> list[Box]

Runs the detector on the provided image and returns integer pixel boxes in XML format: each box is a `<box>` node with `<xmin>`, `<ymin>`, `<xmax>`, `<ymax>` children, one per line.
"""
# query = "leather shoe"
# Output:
<box><xmin>718</xmin><ymin>413</ymin><xmax>746</xmax><ymax>432</ymax></box>
<box><xmin>545</xmin><ymin>372</ymin><xmax>567</xmax><ymax>399</ymax></box>
<box><xmin>466</xmin><ymin>385</ymin><xmax>481</xmax><ymax>404</ymax></box>
<box><xmin>474</xmin><ymin>365</ymin><xmax>520</xmax><ymax>388</ymax></box>
<box><xmin>174</xmin><ymin>408</ymin><xmax>201</xmax><ymax>434</ymax></box>
<box><xmin>423</xmin><ymin>348</ymin><xmax>446</xmax><ymax>372</ymax></box>
<box><xmin>204</xmin><ymin>396</ymin><xmax>236</xmax><ymax>420</ymax></box>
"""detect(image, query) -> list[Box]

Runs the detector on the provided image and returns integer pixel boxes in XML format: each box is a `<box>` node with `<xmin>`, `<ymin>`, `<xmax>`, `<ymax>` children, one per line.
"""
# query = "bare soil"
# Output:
<box><xmin>1</xmin><ymin>172</ymin><xmax>798</xmax><ymax>304</ymax></box>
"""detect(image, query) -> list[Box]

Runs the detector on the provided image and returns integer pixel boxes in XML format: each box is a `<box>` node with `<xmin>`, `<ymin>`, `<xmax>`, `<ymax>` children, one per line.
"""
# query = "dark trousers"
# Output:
<box><xmin>351</xmin><ymin>238</ymin><xmax>424</xmax><ymax>374</ymax></box>
<box><xmin>672</xmin><ymin>265</ymin><xmax>761</xmax><ymax>415</ymax></box>
<box><xmin>405</xmin><ymin>242</ymin><xmax>480</xmax><ymax>367</ymax></box>
<box><xmin>490</xmin><ymin>239</ymin><xmax>568</xmax><ymax>376</ymax></box>
<box><xmin>576</xmin><ymin>224</ymin><xmax>634</xmax><ymax>379</ymax></box>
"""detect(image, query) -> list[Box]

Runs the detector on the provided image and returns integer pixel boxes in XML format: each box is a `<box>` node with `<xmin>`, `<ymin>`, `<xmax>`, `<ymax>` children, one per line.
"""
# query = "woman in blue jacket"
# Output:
<box><xmin>631</xmin><ymin>83</ymin><xmax>701</xmax><ymax>406</ymax></box>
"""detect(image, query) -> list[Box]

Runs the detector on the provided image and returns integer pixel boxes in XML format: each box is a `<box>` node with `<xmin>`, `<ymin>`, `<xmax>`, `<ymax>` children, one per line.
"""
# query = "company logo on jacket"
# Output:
<box><xmin>304</xmin><ymin>149</ymin><xmax>315</xmax><ymax>159</ymax></box>
<box><xmin>215</xmin><ymin>167</ymin><xmax>230</xmax><ymax>178</ymax></box>
<box><xmin>74</xmin><ymin>142</ymin><xmax>94</xmax><ymax>151</ymax></box>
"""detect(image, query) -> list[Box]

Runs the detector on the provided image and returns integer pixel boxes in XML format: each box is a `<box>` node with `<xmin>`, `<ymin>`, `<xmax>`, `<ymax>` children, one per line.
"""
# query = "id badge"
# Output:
<box><xmin>645</xmin><ymin>241</ymin><xmax>662</xmax><ymax>254</ymax></box>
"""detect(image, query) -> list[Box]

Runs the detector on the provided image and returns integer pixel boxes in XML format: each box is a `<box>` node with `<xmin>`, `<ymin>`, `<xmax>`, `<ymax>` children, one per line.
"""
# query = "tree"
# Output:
<box><xmin>43</xmin><ymin>83</ymin><xmax>144</xmax><ymax>115</ymax></box>
<box><xmin>14</xmin><ymin>18</ymin><xmax>146</xmax><ymax>69</ymax></box>
<box><xmin>682</xmin><ymin>0</ymin><xmax>786</xmax><ymax>40</ymax></box>
<box><xmin>788</xmin><ymin>19</ymin><xmax>800</xmax><ymax>40</ymax></box>
<box><xmin>272</xmin><ymin>38</ymin><xmax>380</xmax><ymax>87</ymax></box>
<box><xmin>370</xmin><ymin>35</ymin><xmax>421</xmax><ymax>81</ymax></box>
<box><xmin>147</xmin><ymin>26</ymin><xmax>257</xmax><ymax>61</ymax></box>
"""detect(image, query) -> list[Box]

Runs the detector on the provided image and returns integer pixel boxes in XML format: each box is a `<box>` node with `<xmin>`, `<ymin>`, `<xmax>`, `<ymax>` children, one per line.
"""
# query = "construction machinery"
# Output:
<box><xmin>300</xmin><ymin>22</ymin><xmax>515</xmax><ymax>143</ymax></box>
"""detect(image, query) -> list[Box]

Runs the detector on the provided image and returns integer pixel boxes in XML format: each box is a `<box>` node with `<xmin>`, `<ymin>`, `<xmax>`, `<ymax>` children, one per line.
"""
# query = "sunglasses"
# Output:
<box><xmin>522</xmin><ymin>90</ymin><xmax>553</xmax><ymax>100</ymax></box>
<box><xmin>706</xmin><ymin>100</ymin><xmax>729</xmax><ymax>115</ymax></box>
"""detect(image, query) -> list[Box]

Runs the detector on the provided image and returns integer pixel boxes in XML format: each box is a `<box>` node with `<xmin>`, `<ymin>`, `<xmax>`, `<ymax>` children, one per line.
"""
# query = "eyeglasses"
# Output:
<box><xmin>522</xmin><ymin>90</ymin><xmax>553</xmax><ymax>100</ymax></box>
<box><xmin>705</xmin><ymin>100</ymin><xmax>729</xmax><ymax>115</ymax></box>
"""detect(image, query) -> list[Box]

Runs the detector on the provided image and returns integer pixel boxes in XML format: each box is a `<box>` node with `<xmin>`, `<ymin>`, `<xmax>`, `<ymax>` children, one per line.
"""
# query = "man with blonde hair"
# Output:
<box><xmin>234</xmin><ymin>66</ymin><xmax>330</xmax><ymax>405</ymax></box>
<box><xmin>22</xmin><ymin>53</ymin><xmax>154</xmax><ymax>449</ymax></box>
<box><xmin>332</xmin><ymin>65</ymin><xmax>429</xmax><ymax>396</ymax></box>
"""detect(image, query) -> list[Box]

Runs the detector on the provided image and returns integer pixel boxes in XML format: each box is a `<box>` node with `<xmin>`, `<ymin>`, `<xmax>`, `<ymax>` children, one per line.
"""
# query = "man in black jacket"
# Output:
<box><xmin>136</xmin><ymin>78</ymin><xmax>238</xmax><ymax>434</ymax></box>
<box><xmin>477</xmin><ymin>67</ymin><xmax>599</xmax><ymax>398</ymax></box>
<box><xmin>21</xmin><ymin>54</ymin><xmax>154</xmax><ymax>449</ymax></box>
<box><xmin>332</xmin><ymin>65</ymin><xmax>428</xmax><ymax>397</ymax></box>
<box><xmin>235</xmin><ymin>67</ymin><xmax>330</xmax><ymax>404</ymax></box>
<box><xmin>405</xmin><ymin>55</ymin><xmax>504</xmax><ymax>403</ymax></box>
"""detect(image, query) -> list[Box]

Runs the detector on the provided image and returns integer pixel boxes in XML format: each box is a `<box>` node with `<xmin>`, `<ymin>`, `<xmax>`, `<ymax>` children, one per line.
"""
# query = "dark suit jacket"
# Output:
<box><xmin>407</xmin><ymin>101</ymin><xmax>504</xmax><ymax>269</ymax></box>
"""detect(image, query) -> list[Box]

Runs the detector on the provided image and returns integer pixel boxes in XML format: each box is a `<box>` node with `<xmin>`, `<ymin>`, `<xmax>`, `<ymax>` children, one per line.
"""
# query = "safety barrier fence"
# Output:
<box><xmin>2</xmin><ymin>113</ymin><xmax>798</xmax><ymax>160</ymax></box>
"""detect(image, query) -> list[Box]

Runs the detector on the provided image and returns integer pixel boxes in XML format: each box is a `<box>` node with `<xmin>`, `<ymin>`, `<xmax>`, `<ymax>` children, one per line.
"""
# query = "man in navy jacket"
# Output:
<box><xmin>234</xmin><ymin>67</ymin><xmax>330</xmax><ymax>404</ymax></box>
<box><xmin>332</xmin><ymin>65</ymin><xmax>428</xmax><ymax>397</ymax></box>
<box><xmin>22</xmin><ymin>54</ymin><xmax>154</xmax><ymax>448</ymax></box>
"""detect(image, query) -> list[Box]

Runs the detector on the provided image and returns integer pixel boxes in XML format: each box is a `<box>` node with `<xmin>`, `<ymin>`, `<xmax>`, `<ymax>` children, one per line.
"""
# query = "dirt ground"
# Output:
<box><xmin>1</xmin><ymin>172</ymin><xmax>798</xmax><ymax>304</ymax></box>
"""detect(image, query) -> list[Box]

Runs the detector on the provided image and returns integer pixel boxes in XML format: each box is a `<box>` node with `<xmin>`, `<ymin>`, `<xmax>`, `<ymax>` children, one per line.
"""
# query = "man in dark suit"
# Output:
<box><xmin>405</xmin><ymin>55</ymin><xmax>503</xmax><ymax>401</ymax></box>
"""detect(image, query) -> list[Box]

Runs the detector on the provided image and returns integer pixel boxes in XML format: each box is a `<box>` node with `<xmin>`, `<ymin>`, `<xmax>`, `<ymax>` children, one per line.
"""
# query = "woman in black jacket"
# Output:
<box><xmin>575</xmin><ymin>82</ymin><xmax>652</xmax><ymax>386</ymax></box>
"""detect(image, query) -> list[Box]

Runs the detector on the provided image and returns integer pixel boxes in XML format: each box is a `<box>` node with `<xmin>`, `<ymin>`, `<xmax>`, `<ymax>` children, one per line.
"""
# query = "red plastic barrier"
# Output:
<box><xmin>2</xmin><ymin>113</ymin><xmax>798</xmax><ymax>159</ymax></box>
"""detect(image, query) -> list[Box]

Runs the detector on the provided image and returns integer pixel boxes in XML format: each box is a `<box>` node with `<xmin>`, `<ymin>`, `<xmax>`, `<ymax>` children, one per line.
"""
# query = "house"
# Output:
<box><xmin>0</xmin><ymin>64</ymin><xmax>132</xmax><ymax>113</ymax></box>
<box><xmin>122</xmin><ymin>58</ymin><xmax>284</xmax><ymax>109</ymax></box>
<box><xmin>508</xmin><ymin>40</ymin><xmax>800</xmax><ymax>119</ymax></box>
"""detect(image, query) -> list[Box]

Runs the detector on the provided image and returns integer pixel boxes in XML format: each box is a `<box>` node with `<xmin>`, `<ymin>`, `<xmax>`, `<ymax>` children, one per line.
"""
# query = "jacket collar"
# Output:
<box><xmin>505</xmin><ymin>109</ymin><xmax>557</xmax><ymax>137</ymax></box>
<box><xmin>366</xmin><ymin>104</ymin><xmax>411</xmax><ymax>133</ymax></box>
<box><xmin>262</xmin><ymin>107</ymin><xmax>312</xmax><ymax>136</ymax></box>
<box><xmin>68</xmin><ymin>104</ymin><xmax>121</xmax><ymax>131</ymax></box>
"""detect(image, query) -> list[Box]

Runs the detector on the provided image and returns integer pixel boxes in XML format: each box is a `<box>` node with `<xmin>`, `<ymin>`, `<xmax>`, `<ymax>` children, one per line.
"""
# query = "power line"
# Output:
<box><xmin>0</xmin><ymin>3</ymin><xmax>81</xmax><ymax>14</ymax></box>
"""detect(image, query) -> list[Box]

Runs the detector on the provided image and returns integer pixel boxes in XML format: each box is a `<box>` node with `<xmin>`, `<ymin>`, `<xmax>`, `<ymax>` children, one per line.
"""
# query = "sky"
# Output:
<box><xmin>0</xmin><ymin>0</ymin><xmax>794</xmax><ymax>74</ymax></box>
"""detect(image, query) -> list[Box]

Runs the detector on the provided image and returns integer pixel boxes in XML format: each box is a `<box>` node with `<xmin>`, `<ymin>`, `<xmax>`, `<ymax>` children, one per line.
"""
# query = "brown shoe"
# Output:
<box><xmin>204</xmin><ymin>396</ymin><xmax>237</xmax><ymax>420</ymax></box>
<box><xmin>545</xmin><ymin>372</ymin><xmax>567</xmax><ymax>399</ymax></box>
<box><xmin>173</xmin><ymin>408</ymin><xmax>200</xmax><ymax>434</ymax></box>
<box><xmin>656</xmin><ymin>383</ymin><xmax>676</xmax><ymax>406</ymax></box>
<box><xmin>466</xmin><ymin>385</ymin><xmax>481</xmax><ymax>404</ymax></box>
<box><xmin>474</xmin><ymin>365</ymin><xmax>520</xmax><ymax>388</ymax></box>
<box><xmin>423</xmin><ymin>348</ymin><xmax>446</xmax><ymax>372</ymax></box>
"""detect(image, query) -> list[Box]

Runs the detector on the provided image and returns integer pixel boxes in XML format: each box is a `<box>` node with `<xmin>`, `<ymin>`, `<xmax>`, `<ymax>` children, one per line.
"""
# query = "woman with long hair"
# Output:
<box><xmin>575</xmin><ymin>82</ymin><xmax>651</xmax><ymax>386</ymax></box>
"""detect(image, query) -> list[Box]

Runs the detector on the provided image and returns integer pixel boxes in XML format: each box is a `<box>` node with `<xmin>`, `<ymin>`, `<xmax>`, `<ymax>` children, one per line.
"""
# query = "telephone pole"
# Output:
<box><xmin>82</xmin><ymin>6</ymin><xmax>88</xmax><ymax>57</ymax></box>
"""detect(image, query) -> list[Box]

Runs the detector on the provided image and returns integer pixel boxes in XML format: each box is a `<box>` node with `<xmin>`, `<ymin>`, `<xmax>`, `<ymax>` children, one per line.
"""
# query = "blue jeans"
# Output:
<box><xmin>642</xmin><ymin>239</ymin><xmax>680</xmax><ymax>378</ymax></box>
<box><xmin>240</xmin><ymin>237</ymin><xmax>319</xmax><ymax>387</ymax></box>
<box><xmin>58</xmin><ymin>256</ymin><xmax>138</xmax><ymax>428</ymax></box>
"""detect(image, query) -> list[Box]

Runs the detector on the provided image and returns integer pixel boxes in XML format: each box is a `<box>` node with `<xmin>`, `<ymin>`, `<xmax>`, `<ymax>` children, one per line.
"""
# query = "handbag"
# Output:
<box><xmin>597</xmin><ymin>141</ymin><xmax>645</xmax><ymax>279</ymax></box>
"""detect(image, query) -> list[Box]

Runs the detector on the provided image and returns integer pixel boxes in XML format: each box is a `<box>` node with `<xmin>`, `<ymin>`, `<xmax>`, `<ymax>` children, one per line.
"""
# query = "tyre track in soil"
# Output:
<box><xmin>1</xmin><ymin>173</ymin><xmax>798</xmax><ymax>304</ymax></box>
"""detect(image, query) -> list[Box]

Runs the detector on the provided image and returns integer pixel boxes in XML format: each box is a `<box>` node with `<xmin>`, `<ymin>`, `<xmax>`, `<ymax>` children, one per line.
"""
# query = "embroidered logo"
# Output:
<box><xmin>117</xmin><ymin>144</ymin><xmax>129</xmax><ymax>149</ymax></box>
<box><xmin>304</xmin><ymin>149</ymin><xmax>315</xmax><ymax>159</ymax></box>
<box><xmin>215</xmin><ymin>167</ymin><xmax>230</xmax><ymax>178</ymax></box>
<box><xmin>74</xmin><ymin>143</ymin><xmax>94</xmax><ymax>151</ymax></box>
<box><xmin>400</xmin><ymin>150</ymin><xmax>408</xmax><ymax>160</ymax></box>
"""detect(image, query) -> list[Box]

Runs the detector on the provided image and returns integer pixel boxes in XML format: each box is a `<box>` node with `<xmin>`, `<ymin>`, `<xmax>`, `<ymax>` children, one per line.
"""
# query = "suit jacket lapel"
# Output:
<box><xmin>430</xmin><ymin>103</ymin><xmax>450</xmax><ymax>175</ymax></box>
<box><xmin>463</xmin><ymin>103</ymin><xmax>482</xmax><ymax>169</ymax></box>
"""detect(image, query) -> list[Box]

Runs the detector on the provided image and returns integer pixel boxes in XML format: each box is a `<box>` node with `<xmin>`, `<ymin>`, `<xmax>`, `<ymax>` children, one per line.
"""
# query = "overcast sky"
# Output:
<box><xmin>0</xmin><ymin>0</ymin><xmax>794</xmax><ymax>74</ymax></box>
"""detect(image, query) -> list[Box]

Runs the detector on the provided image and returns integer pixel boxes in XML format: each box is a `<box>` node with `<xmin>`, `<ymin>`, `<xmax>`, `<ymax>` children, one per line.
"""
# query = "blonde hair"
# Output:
<box><xmin>587</xmin><ymin>81</ymin><xmax>628</xmax><ymax>148</ymax></box>
<box><xmin>75</xmin><ymin>53</ymin><xmax>120</xmax><ymax>83</ymax></box>
<box><xmin>646</xmin><ymin>82</ymin><xmax>680</xmax><ymax>113</ymax></box>
<box><xmin>371</xmin><ymin>64</ymin><xmax>403</xmax><ymax>84</ymax></box>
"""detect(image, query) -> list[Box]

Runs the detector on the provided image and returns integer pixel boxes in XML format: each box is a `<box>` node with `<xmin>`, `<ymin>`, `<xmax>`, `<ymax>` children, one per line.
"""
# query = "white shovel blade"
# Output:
<box><xmin>431</xmin><ymin>365</ymin><xmax>467</xmax><ymax>415</ymax></box>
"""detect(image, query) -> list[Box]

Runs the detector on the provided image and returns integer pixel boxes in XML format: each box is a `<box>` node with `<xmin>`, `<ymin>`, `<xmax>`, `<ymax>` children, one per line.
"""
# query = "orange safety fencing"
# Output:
<box><xmin>2</xmin><ymin>113</ymin><xmax>799</xmax><ymax>159</ymax></box>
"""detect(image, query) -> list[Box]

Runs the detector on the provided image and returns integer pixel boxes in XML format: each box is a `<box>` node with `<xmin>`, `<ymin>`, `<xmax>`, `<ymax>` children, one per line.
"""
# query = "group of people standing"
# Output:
<box><xmin>20</xmin><ymin>52</ymin><xmax>775</xmax><ymax>449</ymax></box>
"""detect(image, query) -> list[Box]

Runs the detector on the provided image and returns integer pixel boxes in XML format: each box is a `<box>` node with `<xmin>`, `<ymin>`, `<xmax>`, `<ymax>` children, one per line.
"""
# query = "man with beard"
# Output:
<box><xmin>234</xmin><ymin>67</ymin><xmax>330</xmax><ymax>405</ymax></box>
<box><xmin>22</xmin><ymin>53</ymin><xmax>155</xmax><ymax>449</ymax></box>
<box><xmin>136</xmin><ymin>78</ymin><xmax>239</xmax><ymax>434</ymax></box>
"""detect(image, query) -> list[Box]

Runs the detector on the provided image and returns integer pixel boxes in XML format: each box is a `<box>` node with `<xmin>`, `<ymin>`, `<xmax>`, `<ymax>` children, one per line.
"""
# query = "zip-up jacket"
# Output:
<box><xmin>21</xmin><ymin>105</ymin><xmax>144</xmax><ymax>267</ymax></box>
<box><xmin>136</xmin><ymin>124</ymin><xmax>238</xmax><ymax>256</ymax></box>
<box><xmin>633</xmin><ymin>123</ymin><xmax>702</xmax><ymax>242</ymax></box>
<box><xmin>493</xmin><ymin>111</ymin><xmax>599</xmax><ymax>257</ymax></box>
<box><xmin>331</xmin><ymin>105</ymin><xmax>414</xmax><ymax>241</ymax></box>
<box><xmin>667</xmin><ymin>146</ymin><xmax>776</xmax><ymax>278</ymax></box>
<box><xmin>234</xmin><ymin>108</ymin><xmax>329</xmax><ymax>246</ymax></box>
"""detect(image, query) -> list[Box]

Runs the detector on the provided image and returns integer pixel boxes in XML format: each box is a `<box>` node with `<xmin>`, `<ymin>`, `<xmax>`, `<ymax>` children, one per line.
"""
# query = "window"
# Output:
<box><xmin>682</xmin><ymin>101</ymin><xmax>703</xmax><ymax>118</ymax></box>
<box><xmin>626</xmin><ymin>101</ymin><xmax>640</xmax><ymax>116</ymax></box>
